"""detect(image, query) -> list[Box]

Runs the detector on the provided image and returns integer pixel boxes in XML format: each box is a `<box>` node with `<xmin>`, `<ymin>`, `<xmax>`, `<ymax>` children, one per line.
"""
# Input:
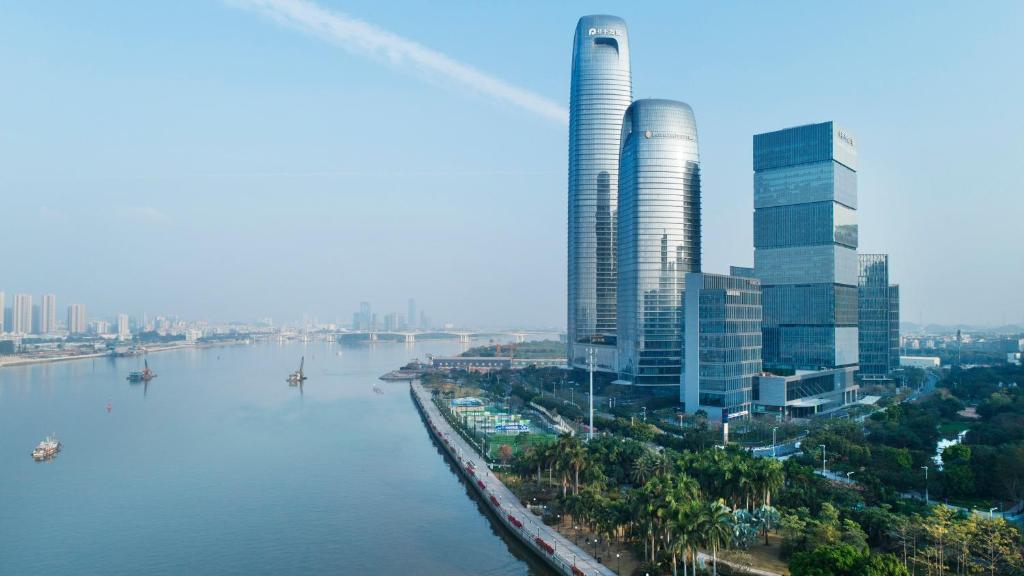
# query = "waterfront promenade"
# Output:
<box><xmin>411</xmin><ymin>381</ymin><xmax>616</xmax><ymax>576</ymax></box>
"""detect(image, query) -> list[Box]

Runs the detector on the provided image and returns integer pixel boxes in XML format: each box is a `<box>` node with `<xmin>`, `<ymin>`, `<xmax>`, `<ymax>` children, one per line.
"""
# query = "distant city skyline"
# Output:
<box><xmin>1</xmin><ymin>2</ymin><xmax>1021</xmax><ymax>327</ymax></box>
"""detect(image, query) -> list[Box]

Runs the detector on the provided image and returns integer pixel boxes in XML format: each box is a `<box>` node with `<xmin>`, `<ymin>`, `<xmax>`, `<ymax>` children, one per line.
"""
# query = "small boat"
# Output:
<box><xmin>32</xmin><ymin>435</ymin><xmax>61</xmax><ymax>460</ymax></box>
<box><xmin>287</xmin><ymin>356</ymin><xmax>308</xmax><ymax>385</ymax></box>
<box><xmin>127</xmin><ymin>360</ymin><xmax>156</xmax><ymax>383</ymax></box>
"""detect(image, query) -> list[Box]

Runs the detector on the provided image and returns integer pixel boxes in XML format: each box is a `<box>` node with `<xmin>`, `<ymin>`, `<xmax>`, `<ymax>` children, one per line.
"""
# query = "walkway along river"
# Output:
<box><xmin>410</xmin><ymin>381</ymin><xmax>616</xmax><ymax>576</ymax></box>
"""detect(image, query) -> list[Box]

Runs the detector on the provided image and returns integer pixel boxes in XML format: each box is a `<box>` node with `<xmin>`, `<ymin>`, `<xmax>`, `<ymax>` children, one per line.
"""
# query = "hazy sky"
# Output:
<box><xmin>1</xmin><ymin>1</ymin><xmax>1021</xmax><ymax>328</ymax></box>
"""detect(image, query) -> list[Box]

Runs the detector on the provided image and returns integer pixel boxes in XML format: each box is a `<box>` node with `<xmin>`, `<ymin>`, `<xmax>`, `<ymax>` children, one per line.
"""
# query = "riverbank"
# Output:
<box><xmin>0</xmin><ymin>340</ymin><xmax>248</xmax><ymax>369</ymax></box>
<box><xmin>410</xmin><ymin>381</ymin><xmax>616</xmax><ymax>576</ymax></box>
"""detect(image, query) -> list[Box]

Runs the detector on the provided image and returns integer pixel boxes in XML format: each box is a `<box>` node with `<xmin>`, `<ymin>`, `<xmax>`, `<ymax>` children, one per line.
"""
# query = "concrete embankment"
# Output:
<box><xmin>410</xmin><ymin>381</ymin><xmax>615</xmax><ymax>576</ymax></box>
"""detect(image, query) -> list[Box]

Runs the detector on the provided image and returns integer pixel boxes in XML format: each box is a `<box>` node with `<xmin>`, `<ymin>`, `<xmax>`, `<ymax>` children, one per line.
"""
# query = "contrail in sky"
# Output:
<box><xmin>229</xmin><ymin>0</ymin><xmax>568</xmax><ymax>124</ymax></box>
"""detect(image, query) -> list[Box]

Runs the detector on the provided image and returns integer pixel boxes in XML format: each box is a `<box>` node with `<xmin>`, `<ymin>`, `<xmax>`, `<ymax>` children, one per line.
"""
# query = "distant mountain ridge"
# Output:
<box><xmin>901</xmin><ymin>322</ymin><xmax>1024</xmax><ymax>335</ymax></box>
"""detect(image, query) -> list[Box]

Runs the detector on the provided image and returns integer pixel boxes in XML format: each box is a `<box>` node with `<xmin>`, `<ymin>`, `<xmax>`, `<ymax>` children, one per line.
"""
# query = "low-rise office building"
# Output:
<box><xmin>754</xmin><ymin>368</ymin><xmax>859</xmax><ymax>419</ymax></box>
<box><xmin>681</xmin><ymin>272</ymin><xmax>762</xmax><ymax>421</ymax></box>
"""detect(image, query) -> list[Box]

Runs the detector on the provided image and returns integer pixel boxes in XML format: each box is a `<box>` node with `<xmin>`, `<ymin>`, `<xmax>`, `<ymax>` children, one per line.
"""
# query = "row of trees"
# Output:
<box><xmin>509</xmin><ymin>435</ymin><xmax>793</xmax><ymax>575</ymax></box>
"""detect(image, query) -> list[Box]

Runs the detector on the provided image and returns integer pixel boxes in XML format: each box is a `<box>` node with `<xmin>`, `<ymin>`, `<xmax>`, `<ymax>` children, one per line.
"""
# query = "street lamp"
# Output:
<box><xmin>988</xmin><ymin>506</ymin><xmax>998</xmax><ymax>519</ymax></box>
<box><xmin>921</xmin><ymin>465</ymin><xmax>929</xmax><ymax>505</ymax></box>
<box><xmin>819</xmin><ymin>444</ymin><xmax>827</xmax><ymax>475</ymax></box>
<box><xmin>846</xmin><ymin>471</ymin><xmax>854</xmax><ymax>483</ymax></box>
<box><xmin>772</xmin><ymin>426</ymin><xmax>779</xmax><ymax>458</ymax></box>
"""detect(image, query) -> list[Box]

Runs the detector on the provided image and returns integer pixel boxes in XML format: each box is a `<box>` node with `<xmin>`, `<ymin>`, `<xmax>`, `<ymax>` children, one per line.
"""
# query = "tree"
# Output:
<box><xmin>700</xmin><ymin>499</ymin><xmax>733</xmax><ymax>576</ymax></box>
<box><xmin>671</xmin><ymin>499</ymin><xmax>702</xmax><ymax>576</ymax></box>
<box><xmin>632</xmin><ymin>451</ymin><xmax>657</xmax><ymax>487</ymax></box>
<box><xmin>498</xmin><ymin>443</ymin><xmax>513</xmax><ymax>465</ymax></box>
<box><xmin>753</xmin><ymin>505</ymin><xmax>781</xmax><ymax>546</ymax></box>
<box><xmin>790</xmin><ymin>544</ymin><xmax>909</xmax><ymax>576</ymax></box>
<box><xmin>790</xmin><ymin>543</ymin><xmax>862</xmax><ymax>576</ymax></box>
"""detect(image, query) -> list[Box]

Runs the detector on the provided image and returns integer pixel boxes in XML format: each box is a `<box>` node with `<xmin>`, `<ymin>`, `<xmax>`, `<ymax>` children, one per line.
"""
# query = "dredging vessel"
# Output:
<box><xmin>32</xmin><ymin>435</ymin><xmax>61</xmax><ymax>460</ymax></box>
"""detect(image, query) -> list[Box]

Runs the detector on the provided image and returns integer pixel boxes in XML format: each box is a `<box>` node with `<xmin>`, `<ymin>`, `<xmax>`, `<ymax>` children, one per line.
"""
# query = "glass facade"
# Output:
<box><xmin>858</xmin><ymin>254</ymin><xmax>900</xmax><ymax>379</ymax></box>
<box><xmin>753</xmin><ymin>121</ymin><xmax>859</xmax><ymax>371</ymax></box>
<box><xmin>617</xmin><ymin>99</ymin><xmax>701</xmax><ymax>386</ymax></box>
<box><xmin>889</xmin><ymin>285</ymin><xmax>900</xmax><ymax>371</ymax></box>
<box><xmin>567</xmin><ymin>15</ymin><xmax>632</xmax><ymax>366</ymax></box>
<box><xmin>682</xmin><ymin>273</ymin><xmax>761</xmax><ymax>420</ymax></box>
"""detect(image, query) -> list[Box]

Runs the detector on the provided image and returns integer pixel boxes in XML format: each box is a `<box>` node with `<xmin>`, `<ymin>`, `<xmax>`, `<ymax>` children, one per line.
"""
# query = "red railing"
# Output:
<box><xmin>534</xmin><ymin>537</ymin><xmax>554</xmax><ymax>555</ymax></box>
<box><xmin>508</xmin><ymin>514</ymin><xmax>523</xmax><ymax>529</ymax></box>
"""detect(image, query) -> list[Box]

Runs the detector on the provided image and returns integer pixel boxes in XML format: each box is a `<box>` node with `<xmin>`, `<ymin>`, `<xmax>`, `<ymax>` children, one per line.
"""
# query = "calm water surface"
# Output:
<box><xmin>0</xmin><ymin>340</ymin><xmax>553</xmax><ymax>575</ymax></box>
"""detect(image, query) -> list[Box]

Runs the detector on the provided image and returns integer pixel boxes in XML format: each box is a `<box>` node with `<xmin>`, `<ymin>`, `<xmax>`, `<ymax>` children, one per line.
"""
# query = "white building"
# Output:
<box><xmin>40</xmin><ymin>293</ymin><xmax>57</xmax><ymax>334</ymax></box>
<box><xmin>67</xmin><ymin>304</ymin><xmax>87</xmax><ymax>335</ymax></box>
<box><xmin>13</xmin><ymin>294</ymin><xmax>32</xmax><ymax>335</ymax></box>
<box><xmin>117</xmin><ymin>313</ymin><xmax>131</xmax><ymax>341</ymax></box>
<box><xmin>900</xmin><ymin>356</ymin><xmax>941</xmax><ymax>369</ymax></box>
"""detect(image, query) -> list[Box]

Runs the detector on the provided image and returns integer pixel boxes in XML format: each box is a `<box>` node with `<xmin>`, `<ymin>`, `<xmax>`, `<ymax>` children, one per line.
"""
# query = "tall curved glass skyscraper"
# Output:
<box><xmin>567</xmin><ymin>15</ymin><xmax>632</xmax><ymax>368</ymax></box>
<box><xmin>617</xmin><ymin>99</ymin><xmax>701</xmax><ymax>387</ymax></box>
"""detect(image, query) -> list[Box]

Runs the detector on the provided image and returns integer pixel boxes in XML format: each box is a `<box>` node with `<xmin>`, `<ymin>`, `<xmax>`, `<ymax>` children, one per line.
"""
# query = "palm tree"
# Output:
<box><xmin>631</xmin><ymin>452</ymin><xmax>656</xmax><ymax>487</ymax></box>
<box><xmin>566</xmin><ymin>441</ymin><xmax>588</xmax><ymax>495</ymax></box>
<box><xmin>759</xmin><ymin>459</ymin><xmax>784</xmax><ymax>508</ymax></box>
<box><xmin>672</xmin><ymin>500</ymin><xmax>703</xmax><ymax>576</ymax></box>
<box><xmin>701</xmin><ymin>499</ymin><xmax>733</xmax><ymax>576</ymax></box>
<box><xmin>553</xmin><ymin>434</ymin><xmax>575</xmax><ymax>495</ymax></box>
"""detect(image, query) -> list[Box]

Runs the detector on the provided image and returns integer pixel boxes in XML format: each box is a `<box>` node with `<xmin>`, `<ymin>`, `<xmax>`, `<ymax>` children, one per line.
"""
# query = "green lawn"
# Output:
<box><xmin>487</xmin><ymin>432</ymin><xmax>557</xmax><ymax>459</ymax></box>
<box><xmin>938</xmin><ymin>421</ymin><xmax>971</xmax><ymax>436</ymax></box>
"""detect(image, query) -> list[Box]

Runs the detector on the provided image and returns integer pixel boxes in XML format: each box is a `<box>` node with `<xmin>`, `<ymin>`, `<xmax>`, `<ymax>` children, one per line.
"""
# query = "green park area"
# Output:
<box><xmin>424</xmin><ymin>353</ymin><xmax>1024</xmax><ymax>576</ymax></box>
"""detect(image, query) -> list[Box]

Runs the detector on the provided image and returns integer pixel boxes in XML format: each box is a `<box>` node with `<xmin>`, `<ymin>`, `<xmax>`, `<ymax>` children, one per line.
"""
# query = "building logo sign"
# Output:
<box><xmin>588</xmin><ymin>27</ymin><xmax>622</xmax><ymax>37</ymax></box>
<box><xmin>643</xmin><ymin>131</ymin><xmax>694</xmax><ymax>142</ymax></box>
<box><xmin>837</xmin><ymin>129</ymin><xmax>855</xmax><ymax>148</ymax></box>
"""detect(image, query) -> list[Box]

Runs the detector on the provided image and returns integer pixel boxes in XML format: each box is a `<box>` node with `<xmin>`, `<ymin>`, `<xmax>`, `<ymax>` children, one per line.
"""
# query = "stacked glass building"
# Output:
<box><xmin>567</xmin><ymin>15</ymin><xmax>632</xmax><ymax>369</ymax></box>
<box><xmin>858</xmin><ymin>254</ymin><xmax>900</xmax><ymax>380</ymax></box>
<box><xmin>681</xmin><ymin>272</ymin><xmax>762</xmax><ymax>420</ymax></box>
<box><xmin>753</xmin><ymin>121</ymin><xmax>859</xmax><ymax>371</ymax></box>
<box><xmin>617</xmin><ymin>99</ymin><xmax>701</xmax><ymax>387</ymax></box>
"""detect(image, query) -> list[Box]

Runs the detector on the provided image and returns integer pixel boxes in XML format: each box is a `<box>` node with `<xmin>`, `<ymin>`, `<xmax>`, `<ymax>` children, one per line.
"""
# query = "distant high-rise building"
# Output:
<box><xmin>67</xmin><ymin>304</ymin><xmax>87</xmax><ymax>335</ymax></box>
<box><xmin>0</xmin><ymin>291</ymin><xmax>4</xmax><ymax>333</ymax></box>
<box><xmin>753</xmin><ymin>121</ymin><xmax>859</xmax><ymax>372</ymax></box>
<box><xmin>117</xmin><ymin>313</ymin><xmax>131</xmax><ymax>341</ymax></box>
<box><xmin>616</xmin><ymin>99</ymin><xmax>701</xmax><ymax>387</ymax></box>
<box><xmin>858</xmin><ymin>254</ymin><xmax>900</xmax><ymax>380</ymax></box>
<box><xmin>13</xmin><ymin>294</ymin><xmax>33</xmax><ymax>335</ymax></box>
<box><xmin>567</xmin><ymin>15</ymin><xmax>632</xmax><ymax>368</ymax></box>
<box><xmin>681</xmin><ymin>272</ymin><xmax>761</xmax><ymax>420</ymax></box>
<box><xmin>353</xmin><ymin>301</ymin><xmax>373</xmax><ymax>331</ymax></box>
<box><xmin>93</xmin><ymin>320</ymin><xmax>110</xmax><ymax>335</ymax></box>
<box><xmin>40</xmin><ymin>293</ymin><xmax>57</xmax><ymax>334</ymax></box>
<box><xmin>407</xmin><ymin>299</ymin><xmax>417</xmax><ymax>330</ymax></box>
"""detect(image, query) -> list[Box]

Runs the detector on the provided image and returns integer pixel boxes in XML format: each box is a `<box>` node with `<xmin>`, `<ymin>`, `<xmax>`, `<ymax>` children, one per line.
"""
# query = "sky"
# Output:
<box><xmin>1</xmin><ymin>1</ymin><xmax>1022</xmax><ymax>329</ymax></box>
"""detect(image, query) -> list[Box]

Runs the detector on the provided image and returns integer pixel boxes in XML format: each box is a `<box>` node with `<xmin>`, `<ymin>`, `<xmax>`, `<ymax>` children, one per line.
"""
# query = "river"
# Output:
<box><xmin>0</xmin><ymin>340</ymin><xmax>554</xmax><ymax>575</ymax></box>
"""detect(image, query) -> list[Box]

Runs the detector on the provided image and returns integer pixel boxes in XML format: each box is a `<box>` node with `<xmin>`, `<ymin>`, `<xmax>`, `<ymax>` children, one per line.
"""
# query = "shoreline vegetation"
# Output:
<box><xmin>411</xmin><ymin>380</ymin><xmax>616</xmax><ymax>576</ymax></box>
<box><xmin>412</xmin><ymin>345</ymin><xmax>1024</xmax><ymax>576</ymax></box>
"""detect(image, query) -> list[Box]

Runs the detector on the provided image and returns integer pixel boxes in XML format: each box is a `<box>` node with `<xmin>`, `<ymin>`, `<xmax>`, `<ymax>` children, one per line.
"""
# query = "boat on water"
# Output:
<box><xmin>287</xmin><ymin>356</ymin><xmax>308</xmax><ymax>385</ymax></box>
<box><xmin>32</xmin><ymin>435</ymin><xmax>61</xmax><ymax>460</ymax></box>
<box><xmin>127</xmin><ymin>359</ymin><xmax>156</xmax><ymax>382</ymax></box>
